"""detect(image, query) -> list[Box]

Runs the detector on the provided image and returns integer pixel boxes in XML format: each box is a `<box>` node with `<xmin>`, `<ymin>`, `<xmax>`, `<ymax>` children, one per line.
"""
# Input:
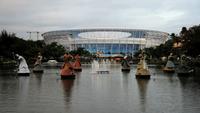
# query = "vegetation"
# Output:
<box><xmin>42</xmin><ymin>42</ymin><xmax>65</xmax><ymax>61</ymax></box>
<box><xmin>0</xmin><ymin>30</ymin><xmax>44</xmax><ymax>64</ymax></box>
<box><xmin>69</xmin><ymin>47</ymin><xmax>92</xmax><ymax>57</ymax></box>
<box><xmin>136</xmin><ymin>24</ymin><xmax>200</xmax><ymax>59</ymax></box>
<box><xmin>180</xmin><ymin>26</ymin><xmax>200</xmax><ymax>56</ymax></box>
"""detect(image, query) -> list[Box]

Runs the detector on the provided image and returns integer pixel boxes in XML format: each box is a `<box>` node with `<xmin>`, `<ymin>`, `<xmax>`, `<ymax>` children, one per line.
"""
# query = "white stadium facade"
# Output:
<box><xmin>42</xmin><ymin>28</ymin><xmax>169</xmax><ymax>56</ymax></box>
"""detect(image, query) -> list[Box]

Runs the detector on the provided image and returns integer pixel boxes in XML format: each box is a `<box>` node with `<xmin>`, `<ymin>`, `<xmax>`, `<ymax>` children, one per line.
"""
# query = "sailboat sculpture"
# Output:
<box><xmin>16</xmin><ymin>54</ymin><xmax>30</xmax><ymax>76</ymax></box>
<box><xmin>121</xmin><ymin>56</ymin><xmax>131</xmax><ymax>72</ymax></box>
<box><xmin>73</xmin><ymin>54</ymin><xmax>82</xmax><ymax>72</ymax></box>
<box><xmin>33</xmin><ymin>52</ymin><xmax>44</xmax><ymax>73</ymax></box>
<box><xmin>163</xmin><ymin>53</ymin><xmax>175</xmax><ymax>73</ymax></box>
<box><xmin>60</xmin><ymin>53</ymin><xmax>75</xmax><ymax>79</ymax></box>
<box><xmin>135</xmin><ymin>53</ymin><xmax>151</xmax><ymax>79</ymax></box>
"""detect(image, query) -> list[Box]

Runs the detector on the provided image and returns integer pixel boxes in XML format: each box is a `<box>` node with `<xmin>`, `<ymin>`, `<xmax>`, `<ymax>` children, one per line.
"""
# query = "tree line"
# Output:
<box><xmin>0</xmin><ymin>30</ymin><xmax>92</xmax><ymax>64</ymax></box>
<box><xmin>137</xmin><ymin>24</ymin><xmax>200</xmax><ymax>59</ymax></box>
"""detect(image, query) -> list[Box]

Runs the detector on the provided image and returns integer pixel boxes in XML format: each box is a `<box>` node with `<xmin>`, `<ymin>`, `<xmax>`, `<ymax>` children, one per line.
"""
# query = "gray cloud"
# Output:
<box><xmin>0</xmin><ymin>0</ymin><xmax>199</xmax><ymax>40</ymax></box>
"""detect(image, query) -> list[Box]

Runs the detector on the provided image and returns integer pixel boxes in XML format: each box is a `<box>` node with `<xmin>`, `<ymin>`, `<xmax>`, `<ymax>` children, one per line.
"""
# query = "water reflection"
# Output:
<box><xmin>16</xmin><ymin>76</ymin><xmax>30</xmax><ymax>112</ymax></box>
<box><xmin>122</xmin><ymin>71</ymin><xmax>130</xmax><ymax>76</ymax></box>
<box><xmin>33</xmin><ymin>73</ymin><xmax>43</xmax><ymax>89</ymax></box>
<box><xmin>136</xmin><ymin>79</ymin><xmax>149</xmax><ymax>113</ymax></box>
<box><xmin>18</xmin><ymin>76</ymin><xmax>30</xmax><ymax>96</ymax></box>
<box><xmin>178</xmin><ymin>76</ymin><xmax>190</xmax><ymax>87</ymax></box>
<box><xmin>61</xmin><ymin>79</ymin><xmax>74</xmax><ymax>108</ymax></box>
<box><xmin>0</xmin><ymin>76</ymin><xmax>18</xmax><ymax>112</ymax></box>
<box><xmin>163</xmin><ymin>73</ymin><xmax>177</xmax><ymax>83</ymax></box>
<box><xmin>178</xmin><ymin>76</ymin><xmax>200</xmax><ymax>113</ymax></box>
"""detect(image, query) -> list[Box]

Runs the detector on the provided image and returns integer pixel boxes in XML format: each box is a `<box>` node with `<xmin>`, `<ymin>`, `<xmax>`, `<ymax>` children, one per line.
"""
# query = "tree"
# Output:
<box><xmin>42</xmin><ymin>42</ymin><xmax>65</xmax><ymax>60</ymax></box>
<box><xmin>0</xmin><ymin>30</ymin><xmax>19</xmax><ymax>58</ymax></box>
<box><xmin>69</xmin><ymin>47</ymin><xmax>91</xmax><ymax>56</ymax></box>
<box><xmin>0</xmin><ymin>30</ymin><xmax>47</xmax><ymax>63</ymax></box>
<box><xmin>181</xmin><ymin>25</ymin><xmax>200</xmax><ymax>56</ymax></box>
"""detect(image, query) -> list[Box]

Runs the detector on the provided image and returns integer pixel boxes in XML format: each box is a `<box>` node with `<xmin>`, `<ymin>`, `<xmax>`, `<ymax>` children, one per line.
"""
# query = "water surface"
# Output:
<box><xmin>0</xmin><ymin>63</ymin><xmax>200</xmax><ymax>113</ymax></box>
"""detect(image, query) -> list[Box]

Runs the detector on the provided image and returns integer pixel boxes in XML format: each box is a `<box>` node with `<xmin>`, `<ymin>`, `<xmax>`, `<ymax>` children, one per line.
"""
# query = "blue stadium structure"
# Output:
<box><xmin>42</xmin><ymin>28</ymin><xmax>168</xmax><ymax>56</ymax></box>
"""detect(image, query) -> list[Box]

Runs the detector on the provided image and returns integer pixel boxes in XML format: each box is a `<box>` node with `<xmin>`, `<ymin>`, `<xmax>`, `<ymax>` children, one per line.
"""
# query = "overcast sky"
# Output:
<box><xmin>0</xmin><ymin>0</ymin><xmax>200</xmax><ymax>40</ymax></box>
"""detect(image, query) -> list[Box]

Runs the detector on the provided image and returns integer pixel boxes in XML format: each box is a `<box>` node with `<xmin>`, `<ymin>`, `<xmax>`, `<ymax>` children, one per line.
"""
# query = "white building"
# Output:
<box><xmin>42</xmin><ymin>28</ymin><xmax>169</xmax><ymax>55</ymax></box>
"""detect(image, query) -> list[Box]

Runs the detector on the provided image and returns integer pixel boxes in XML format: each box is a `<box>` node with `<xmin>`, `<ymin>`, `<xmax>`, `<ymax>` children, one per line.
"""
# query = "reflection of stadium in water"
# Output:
<box><xmin>42</xmin><ymin>28</ymin><xmax>168</xmax><ymax>55</ymax></box>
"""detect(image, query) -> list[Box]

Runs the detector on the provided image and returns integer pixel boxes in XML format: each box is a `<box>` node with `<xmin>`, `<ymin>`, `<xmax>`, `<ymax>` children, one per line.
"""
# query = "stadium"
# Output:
<box><xmin>42</xmin><ymin>28</ymin><xmax>169</xmax><ymax>56</ymax></box>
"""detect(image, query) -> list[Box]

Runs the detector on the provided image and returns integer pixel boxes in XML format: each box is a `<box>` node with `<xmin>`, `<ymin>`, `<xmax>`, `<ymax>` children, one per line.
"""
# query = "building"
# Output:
<box><xmin>42</xmin><ymin>28</ymin><xmax>168</xmax><ymax>56</ymax></box>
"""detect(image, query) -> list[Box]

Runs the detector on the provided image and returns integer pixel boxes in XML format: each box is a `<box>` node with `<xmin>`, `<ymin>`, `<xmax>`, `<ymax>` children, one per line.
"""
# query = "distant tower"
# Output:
<box><xmin>27</xmin><ymin>32</ymin><xmax>32</xmax><ymax>40</ymax></box>
<box><xmin>36</xmin><ymin>31</ymin><xmax>39</xmax><ymax>40</ymax></box>
<box><xmin>27</xmin><ymin>31</ymin><xmax>40</xmax><ymax>40</ymax></box>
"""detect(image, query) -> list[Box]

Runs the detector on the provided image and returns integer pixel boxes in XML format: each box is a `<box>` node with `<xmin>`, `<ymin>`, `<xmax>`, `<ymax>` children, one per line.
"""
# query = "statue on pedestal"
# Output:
<box><xmin>16</xmin><ymin>54</ymin><xmax>30</xmax><ymax>76</ymax></box>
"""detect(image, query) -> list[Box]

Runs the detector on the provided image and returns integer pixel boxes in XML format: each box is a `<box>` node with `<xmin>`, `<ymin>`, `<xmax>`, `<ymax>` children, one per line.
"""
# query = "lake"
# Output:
<box><xmin>0</xmin><ymin>61</ymin><xmax>200</xmax><ymax>113</ymax></box>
